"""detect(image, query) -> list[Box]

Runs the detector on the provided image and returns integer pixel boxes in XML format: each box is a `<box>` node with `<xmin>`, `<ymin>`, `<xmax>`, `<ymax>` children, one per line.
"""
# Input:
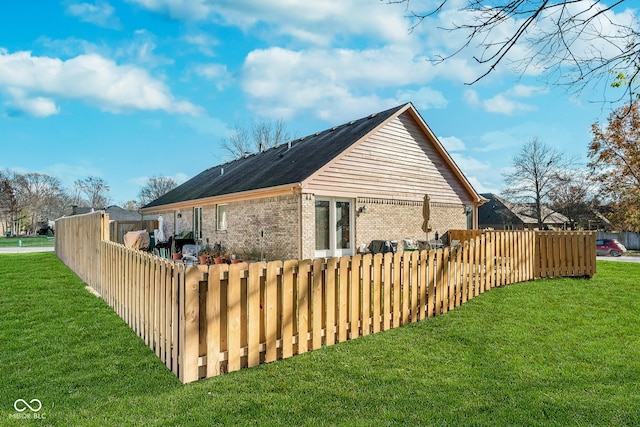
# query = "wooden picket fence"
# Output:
<box><xmin>56</xmin><ymin>211</ymin><xmax>109</xmax><ymax>293</ymax></box>
<box><xmin>56</xmin><ymin>212</ymin><xmax>596</xmax><ymax>384</ymax></box>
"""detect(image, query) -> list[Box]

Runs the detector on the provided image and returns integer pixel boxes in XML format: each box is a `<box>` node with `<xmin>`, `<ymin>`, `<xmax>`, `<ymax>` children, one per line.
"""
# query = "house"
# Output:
<box><xmin>71</xmin><ymin>205</ymin><xmax>159</xmax><ymax>244</ymax></box>
<box><xmin>478</xmin><ymin>193</ymin><xmax>570</xmax><ymax>230</ymax></box>
<box><xmin>140</xmin><ymin>103</ymin><xmax>485</xmax><ymax>260</ymax></box>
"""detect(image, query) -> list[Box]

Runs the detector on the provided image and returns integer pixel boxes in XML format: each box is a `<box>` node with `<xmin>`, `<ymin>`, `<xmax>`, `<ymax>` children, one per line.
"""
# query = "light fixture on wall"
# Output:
<box><xmin>177</xmin><ymin>212</ymin><xmax>182</xmax><ymax>218</ymax></box>
<box><xmin>358</xmin><ymin>205</ymin><xmax>367</xmax><ymax>214</ymax></box>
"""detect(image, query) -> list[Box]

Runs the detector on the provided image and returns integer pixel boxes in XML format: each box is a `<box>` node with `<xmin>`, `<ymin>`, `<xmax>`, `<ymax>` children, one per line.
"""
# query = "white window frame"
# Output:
<box><xmin>314</xmin><ymin>197</ymin><xmax>354</xmax><ymax>258</ymax></box>
<box><xmin>217</xmin><ymin>204</ymin><xmax>228</xmax><ymax>231</ymax></box>
<box><xmin>465</xmin><ymin>205</ymin><xmax>474</xmax><ymax>230</ymax></box>
<box><xmin>193</xmin><ymin>207</ymin><xmax>203</xmax><ymax>240</ymax></box>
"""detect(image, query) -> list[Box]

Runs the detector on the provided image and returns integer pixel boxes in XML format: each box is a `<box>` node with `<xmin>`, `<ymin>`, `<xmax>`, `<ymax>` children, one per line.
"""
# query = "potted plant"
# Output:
<box><xmin>171</xmin><ymin>239</ymin><xmax>181</xmax><ymax>260</ymax></box>
<box><xmin>198</xmin><ymin>245</ymin><xmax>215</xmax><ymax>265</ymax></box>
<box><xmin>211</xmin><ymin>242</ymin><xmax>228</xmax><ymax>264</ymax></box>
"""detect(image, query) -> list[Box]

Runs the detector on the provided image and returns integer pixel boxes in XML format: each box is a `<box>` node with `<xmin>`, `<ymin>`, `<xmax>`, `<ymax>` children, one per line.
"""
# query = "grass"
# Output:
<box><xmin>0</xmin><ymin>236</ymin><xmax>55</xmax><ymax>247</ymax></box>
<box><xmin>1</xmin><ymin>253</ymin><xmax>639</xmax><ymax>426</ymax></box>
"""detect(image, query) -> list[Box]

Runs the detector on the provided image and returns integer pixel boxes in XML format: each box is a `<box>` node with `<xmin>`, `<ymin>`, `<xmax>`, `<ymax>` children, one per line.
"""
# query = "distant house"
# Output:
<box><xmin>479</xmin><ymin>193</ymin><xmax>570</xmax><ymax>230</ymax></box>
<box><xmin>71</xmin><ymin>205</ymin><xmax>159</xmax><ymax>244</ymax></box>
<box><xmin>140</xmin><ymin>103</ymin><xmax>485</xmax><ymax>260</ymax></box>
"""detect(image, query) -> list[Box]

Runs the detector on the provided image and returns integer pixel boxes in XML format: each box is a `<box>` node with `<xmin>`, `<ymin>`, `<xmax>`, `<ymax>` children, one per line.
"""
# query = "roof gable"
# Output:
<box><xmin>302</xmin><ymin>107</ymin><xmax>482</xmax><ymax>204</ymax></box>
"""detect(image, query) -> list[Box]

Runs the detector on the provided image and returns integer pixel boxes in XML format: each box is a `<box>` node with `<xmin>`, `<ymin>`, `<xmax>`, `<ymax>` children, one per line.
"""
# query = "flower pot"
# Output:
<box><xmin>213</xmin><ymin>257</ymin><xmax>224</xmax><ymax>264</ymax></box>
<box><xmin>231</xmin><ymin>258</ymin><xmax>243</xmax><ymax>264</ymax></box>
<box><xmin>199</xmin><ymin>255</ymin><xmax>209</xmax><ymax>265</ymax></box>
<box><xmin>172</xmin><ymin>253</ymin><xmax>182</xmax><ymax>260</ymax></box>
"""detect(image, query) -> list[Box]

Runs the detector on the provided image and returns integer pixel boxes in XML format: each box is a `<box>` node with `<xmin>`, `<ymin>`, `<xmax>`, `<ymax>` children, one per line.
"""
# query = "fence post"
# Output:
<box><xmin>180</xmin><ymin>266</ymin><xmax>201</xmax><ymax>383</ymax></box>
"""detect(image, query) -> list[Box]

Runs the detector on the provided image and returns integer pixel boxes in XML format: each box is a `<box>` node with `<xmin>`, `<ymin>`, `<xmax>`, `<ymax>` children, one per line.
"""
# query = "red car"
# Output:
<box><xmin>596</xmin><ymin>239</ymin><xmax>627</xmax><ymax>257</ymax></box>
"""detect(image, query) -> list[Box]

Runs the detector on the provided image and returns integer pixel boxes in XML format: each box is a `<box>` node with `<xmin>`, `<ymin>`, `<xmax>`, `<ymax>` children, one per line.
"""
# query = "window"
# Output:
<box><xmin>315</xmin><ymin>200</ymin><xmax>330</xmax><ymax>251</ymax></box>
<box><xmin>193</xmin><ymin>207</ymin><xmax>202</xmax><ymax>240</ymax></box>
<box><xmin>314</xmin><ymin>198</ymin><xmax>353</xmax><ymax>258</ymax></box>
<box><xmin>217</xmin><ymin>204</ymin><xmax>228</xmax><ymax>231</ymax></box>
<box><xmin>465</xmin><ymin>205</ymin><xmax>474</xmax><ymax>229</ymax></box>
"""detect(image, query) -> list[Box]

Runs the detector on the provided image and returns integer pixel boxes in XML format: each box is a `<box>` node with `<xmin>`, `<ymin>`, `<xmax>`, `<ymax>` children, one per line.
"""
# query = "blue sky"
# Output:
<box><xmin>1</xmin><ymin>0</ymin><xmax>635</xmax><ymax>206</ymax></box>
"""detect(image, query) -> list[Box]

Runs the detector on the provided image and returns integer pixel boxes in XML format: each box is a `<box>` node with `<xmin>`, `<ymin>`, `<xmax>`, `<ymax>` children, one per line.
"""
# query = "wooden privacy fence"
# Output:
<box><xmin>55</xmin><ymin>214</ymin><xmax>596</xmax><ymax>384</ymax></box>
<box><xmin>449</xmin><ymin>230</ymin><xmax>597</xmax><ymax>279</ymax></box>
<box><xmin>56</xmin><ymin>211</ymin><xmax>109</xmax><ymax>293</ymax></box>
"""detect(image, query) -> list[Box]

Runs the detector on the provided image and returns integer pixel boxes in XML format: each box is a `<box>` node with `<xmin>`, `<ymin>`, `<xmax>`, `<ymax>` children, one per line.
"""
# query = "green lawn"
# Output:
<box><xmin>0</xmin><ymin>236</ymin><xmax>55</xmax><ymax>248</ymax></box>
<box><xmin>1</xmin><ymin>253</ymin><xmax>639</xmax><ymax>426</ymax></box>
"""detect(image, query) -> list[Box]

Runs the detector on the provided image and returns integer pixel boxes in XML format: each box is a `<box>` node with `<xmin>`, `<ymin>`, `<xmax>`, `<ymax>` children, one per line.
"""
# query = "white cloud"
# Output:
<box><xmin>439</xmin><ymin>136</ymin><xmax>466</xmax><ymax>152</ymax></box>
<box><xmin>466</xmin><ymin>85</ymin><xmax>548</xmax><ymax>115</ymax></box>
<box><xmin>194</xmin><ymin>64</ymin><xmax>232</xmax><ymax>90</ymax></box>
<box><xmin>115</xmin><ymin>30</ymin><xmax>174</xmax><ymax>67</ymax></box>
<box><xmin>483</xmin><ymin>94</ymin><xmax>537</xmax><ymax>115</ymax></box>
<box><xmin>125</xmin><ymin>0</ymin><xmax>210</xmax><ymax>20</ymax></box>
<box><xmin>241</xmin><ymin>46</ymin><xmax>443</xmax><ymax>121</ymax></box>
<box><xmin>65</xmin><ymin>0</ymin><xmax>122</xmax><ymax>29</ymax></box>
<box><xmin>0</xmin><ymin>49</ymin><xmax>201</xmax><ymax>116</ymax></box>
<box><xmin>128</xmin><ymin>0</ymin><xmax>411</xmax><ymax>45</ymax></box>
<box><xmin>397</xmin><ymin>87</ymin><xmax>448</xmax><ymax>110</ymax></box>
<box><xmin>184</xmin><ymin>33</ymin><xmax>219</xmax><ymax>57</ymax></box>
<box><xmin>464</xmin><ymin>89</ymin><xmax>480</xmax><ymax>108</ymax></box>
<box><xmin>10</xmin><ymin>96</ymin><xmax>59</xmax><ymax>117</ymax></box>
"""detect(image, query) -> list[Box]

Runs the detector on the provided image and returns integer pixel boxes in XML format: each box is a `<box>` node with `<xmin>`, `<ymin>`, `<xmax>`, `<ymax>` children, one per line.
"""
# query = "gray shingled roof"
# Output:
<box><xmin>143</xmin><ymin>103</ymin><xmax>409</xmax><ymax>209</ymax></box>
<box><xmin>478</xmin><ymin>193</ymin><xmax>522</xmax><ymax>225</ymax></box>
<box><xmin>479</xmin><ymin>193</ymin><xmax>569</xmax><ymax>226</ymax></box>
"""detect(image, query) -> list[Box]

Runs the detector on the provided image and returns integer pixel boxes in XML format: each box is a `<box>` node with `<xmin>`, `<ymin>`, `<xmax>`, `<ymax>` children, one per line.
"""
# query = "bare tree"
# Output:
<box><xmin>0</xmin><ymin>170</ymin><xmax>19</xmax><ymax>235</ymax></box>
<box><xmin>391</xmin><ymin>0</ymin><xmax>639</xmax><ymax>101</ymax></box>
<box><xmin>222</xmin><ymin>119</ymin><xmax>294</xmax><ymax>158</ymax></box>
<box><xmin>12</xmin><ymin>172</ymin><xmax>67</xmax><ymax>234</ymax></box>
<box><xmin>138</xmin><ymin>176</ymin><xmax>178</xmax><ymax>207</ymax></box>
<box><xmin>74</xmin><ymin>176</ymin><xmax>110</xmax><ymax>209</ymax></box>
<box><xmin>549</xmin><ymin>170</ymin><xmax>598</xmax><ymax>229</ymax></box>
<box><xmin>502</xmin><ymin>137</ymin><xmax>574</xmax><ymax>229</ymax></box>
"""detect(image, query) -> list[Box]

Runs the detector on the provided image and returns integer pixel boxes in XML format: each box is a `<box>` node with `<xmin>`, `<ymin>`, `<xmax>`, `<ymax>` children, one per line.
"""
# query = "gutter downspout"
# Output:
<box><xmin>295</xmin><ymin>183</ymin><xmax>303</xmax><ymax>260</ymax></box>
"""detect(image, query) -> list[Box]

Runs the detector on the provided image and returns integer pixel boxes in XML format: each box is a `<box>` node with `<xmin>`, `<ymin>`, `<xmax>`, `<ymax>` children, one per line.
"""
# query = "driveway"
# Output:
<box><xmin>597</xmin><ymin>255</ymin><xmax>640</xmax><ymax>263</ymax></box>
<box><xmin>0</xmin><ymin>247</ymin><xmax>55</xmax><ymax>254</ymax></box>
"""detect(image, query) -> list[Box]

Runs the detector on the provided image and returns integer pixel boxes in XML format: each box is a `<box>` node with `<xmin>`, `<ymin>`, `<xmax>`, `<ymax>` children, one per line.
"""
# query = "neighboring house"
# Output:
<box><xmin>140</xmin><ymin>103</ymin><xmax>485</xmax><ymax>260</ymax></box>
<box><xmin>479</xmin><ymin>193</ymin><xmax>570</xmax><ymax>230</ymax></box>
<box><xmin>71</xmin><ymin>205</ymin><xmax>159</xmax><ymax>244</ymax></box>
<box><xmin>71</xmin><ymin>205</ymin><xmax>145</xmax><ymax>221</ymax></box>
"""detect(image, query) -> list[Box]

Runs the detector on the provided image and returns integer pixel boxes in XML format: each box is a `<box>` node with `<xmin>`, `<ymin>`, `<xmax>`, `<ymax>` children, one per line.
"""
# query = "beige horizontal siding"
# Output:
<box><xmin>305</xmin><ymin>112</ymin><xmax>472</xmax><ymax>204</ymax></box>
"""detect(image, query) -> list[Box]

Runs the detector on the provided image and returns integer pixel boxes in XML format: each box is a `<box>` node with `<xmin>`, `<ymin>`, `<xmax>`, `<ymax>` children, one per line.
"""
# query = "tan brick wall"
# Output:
<box><xmin>201</xmin><ymin>195</ymin><xmax>299</xmax><ymax>261</ymax></box>
<box><xmin>300</xmin><ymin>193</ymin><xmax>316</xmax><ymax>260</ymax></box>
<box><xmin>148</xmin><ymin>194</ymin><xmax>468</xmax><ymax>260</ymax></box>
<box><xmin>354</xmin><ymin>198</ymin><xmax>467</xmax><ymax>250</ymax></box>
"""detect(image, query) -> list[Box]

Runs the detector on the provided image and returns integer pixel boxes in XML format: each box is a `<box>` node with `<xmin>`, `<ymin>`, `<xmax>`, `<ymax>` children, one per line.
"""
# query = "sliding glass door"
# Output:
<box><xmin>315</xmin><ymin>198</ymin><xmax>353</xmax><ymax>258</ymax></box>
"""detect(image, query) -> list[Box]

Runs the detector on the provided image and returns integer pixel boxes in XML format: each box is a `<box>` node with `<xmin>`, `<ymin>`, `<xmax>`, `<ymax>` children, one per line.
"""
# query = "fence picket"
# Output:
<box><xmin>383</xmin><ymin>253</ymin><xmax>393</xmax><ymax>329</ymax></box>
<box><xmin>350</xmin><ymin>255</ymin><xmax>361</xmax><ymax>339</ymax></box>
<box><xmin>361</xmin><ymin>255</ymin><xmax>371</xmax><ymax>336</ymax></box>
<box><xmin>338</xmin><ymin>256</ymin><xmax>349</xmax><ymax>342</ymax></box>
<box><xmin>298</xmin><ymin>260</ymin><xmax>311</xmax><ymax>354</ymax></box>
<box><xmin>282</xmin><ymin>260</ymin><xmax>296</xmax><ymax>358</ymax></box>
<box><xmin>372</xmin><ymin>253</ymin><xmax>382</xmax><ymax>333</ymax></box>
<box><xmin>326</xmin><ymin>258</ymin><xmax>337</xmax><ymax>346</ymax></box>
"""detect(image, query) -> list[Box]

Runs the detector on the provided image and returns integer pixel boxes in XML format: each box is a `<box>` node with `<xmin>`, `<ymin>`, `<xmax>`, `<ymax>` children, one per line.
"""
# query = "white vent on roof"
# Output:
<box><xmin>221</xmin><ymin>167</ymin><xmax>224</xmax><ymax>176</ymax></box>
